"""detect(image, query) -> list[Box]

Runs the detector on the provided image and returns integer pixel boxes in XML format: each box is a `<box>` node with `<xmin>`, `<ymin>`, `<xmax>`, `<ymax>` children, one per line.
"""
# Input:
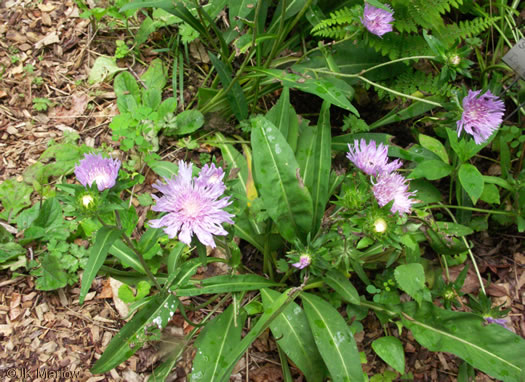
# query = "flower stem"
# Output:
<box><xmin>114</xmin><ymin>211</ymin><xmax>162</xmax><ymax>291</ymax></box>
<box><xmin>424</xmin><ymin>204</ymin><xmax>515</xmax><ymax>216</ymax></box>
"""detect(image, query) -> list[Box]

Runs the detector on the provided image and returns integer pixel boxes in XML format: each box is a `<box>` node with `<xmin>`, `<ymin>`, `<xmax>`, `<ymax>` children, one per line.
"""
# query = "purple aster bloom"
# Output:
<box><xmin>74</xmin><ymin>153</ymin><xmax>121</xmax><ymax>191</ymax></box>
<box><xmin>148</xmin><ymin>161</ymin><xmax>234</xmax><ymax>248</ymax></box>
<box><xmin>361</xmin><ymin>3</ymin><xmax>395</xmax><ymax>37</ymax></box>
<box><xmin>372</xmin><ymin>172</ymin><xmax>415</xmax><ymax>215</ymax></box>
<box><xmin>457</xmin><ymin>90</ymin><xmax>505</xmax><ymax>145</ymax></box>
<box><xmin>485</xmin><ymin>316</ymin><xmax>511</xmax><ymax>331</ymax></box>
<box><xmin>292</xmin><ymin>254</ymin><xmax>311</xmax><ymax>270</ymax></box>
<box><xmin>347</xmin><ymin>139</ymin><xmax>402</xmax><ymax>176</ymax></box>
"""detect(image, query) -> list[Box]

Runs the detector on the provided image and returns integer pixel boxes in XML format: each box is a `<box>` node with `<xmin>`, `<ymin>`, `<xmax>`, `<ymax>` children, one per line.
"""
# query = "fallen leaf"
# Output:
<box><xmin>50</xmin><ymin>92</ymin><xmax>89</xmax><ymax>125</ymax></box>
<box><xmin>109</xmin><ymin>277</ymin><xmax>129</xmax><ymax>319</ymax></box>
<box><xmin>35</xmin><ymin>31</ymin><xmax>60</xmax><ymax>49</ymax></box>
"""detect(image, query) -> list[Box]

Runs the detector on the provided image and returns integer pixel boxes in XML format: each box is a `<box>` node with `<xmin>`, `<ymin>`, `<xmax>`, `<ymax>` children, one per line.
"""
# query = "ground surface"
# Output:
<box><xmin>0</xmin><ymin>1</ymin><xmax>524</xmax><ymax>381</ymax></box>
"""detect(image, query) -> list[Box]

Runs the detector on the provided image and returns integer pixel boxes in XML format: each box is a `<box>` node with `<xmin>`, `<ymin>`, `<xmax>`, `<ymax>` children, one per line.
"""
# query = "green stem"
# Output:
<box><xmin>438</xmin><ymin>205</ymin><xmax>486</xmax><ymax>295</ymax></box>
<box><xmin>306</xmin><ymin>68</ymin><xmax>443</xmax><ymax>107</ymax></box>
<box><xmin>359</xmin><ymin>55</ymin><xmax>436</xmax><ymax>75</ymax></box>
<box><xmin>424</xmin><ymin>204</ymin><xmax>515</xmax><ymax>216</ymax></box>
<box><xmin>114</xmin><ymin>211</ymin><xmax>162</xmax><ymax>291</ymax></box>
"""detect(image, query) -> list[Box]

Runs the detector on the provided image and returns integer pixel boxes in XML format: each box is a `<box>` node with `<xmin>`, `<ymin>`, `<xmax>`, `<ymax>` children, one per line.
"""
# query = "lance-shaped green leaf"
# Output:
<box><xmin>331</xmin><ymin>132</ymin><xmax>393</xmax><ymax>152</ymax></box>
<box><xmin>402</xmin><ymin>302</ymin><xmax>525</xmax><ymax>381</ymax></box>
<box><xmin>109</xmin><ymin>240</ymin><xmax>146</xmax><ymax>274</ymax></box>
<box><xmin>251</xmin><ymin>116</ymin><xmax>313</xmax><ymax>243</ymax></box>
<box><xmin>91</xmin><ymin>293</ymin><xmax>178</xmax><ymax>374</ymax></box>
<box><xmin>176</xmin><ymin>274</ymin><xmax>281</xmax><ymax>296</ymax></box>
<box><xmin>308</xmin><ymin>101</ymin><xmax>332</xmax><ymax>234</ymax></box>
<box><xmin>209</xmin><ymin>52</ymin><xmax>248</xmax><ymax>121</ymax></box>
<box><xmin>189</xmin><ymin>305</ymin><xmax>246</xmax><ymax>382</ymax></box>
<box><xmin>324</xmin><ymin>269</ymin><xmax>360</xmax><ymax>305</ymax></box>
<box><xmin>302</xmin><ymin>293</ymin><xmax>364</xmax><ymax>382</ymax></box>
<box><xmin>261</xmin><ymin>289</ymin><xmax>326</xmax><ymax>381</ymax></box>
<box><xmin>80</xmin><ymin>226</ymin><xmax>122</xmax><ymax>304</ymax></box>
<box><xmin>216</xmin><ymin>288</ymin><xmax>302</xmax><ymax>380</ymax></box>
<box><xmin>266</xmin><ymin>87</ymin><xmax>299</xmax><ymax>151</ymax></box>
<box><xmin>255</xmin><ymin>68</ymin><xmax>358</xmax><ymax>115</ymax></box>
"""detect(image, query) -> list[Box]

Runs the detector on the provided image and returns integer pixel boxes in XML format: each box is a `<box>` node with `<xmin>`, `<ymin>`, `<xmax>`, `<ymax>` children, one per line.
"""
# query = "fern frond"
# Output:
<box><xmin>392</xmin><ymin>0</ymin><xmax>463</xmax><ymax>31</ymax></box>
<box><xmin>312</xmin><ymin>6</ymin><xmax>362</xmax><ymax>39</ymax></box>
<box><xmin>367</xmin><ymin>34</ymin><xmax>432</xmax><ymax>60</ymax></box>
<box><xmin>436</xmin><ymin>16</ymin><xmax>500</xmax><ymax>45</ymax></box>
<box><xmin>373</xmin><ymin>69</ymin><xmax>457</xmax><ymax>101</ymax></box>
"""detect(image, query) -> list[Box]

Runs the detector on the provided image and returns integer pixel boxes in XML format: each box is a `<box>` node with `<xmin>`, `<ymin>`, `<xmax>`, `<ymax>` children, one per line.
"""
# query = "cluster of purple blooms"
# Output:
<box><xmin>347</xmin><ymin>139</ymin><xmax>415</xmax><ymax>215</ymax></box>
<box><xmin>74</xmin><ymin>155</ymin><xmax>234</xmax><ymax>248</ymax></box>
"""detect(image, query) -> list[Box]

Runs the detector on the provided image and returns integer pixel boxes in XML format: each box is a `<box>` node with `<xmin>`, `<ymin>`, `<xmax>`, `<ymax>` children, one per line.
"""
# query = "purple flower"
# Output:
<box><xmin>149</xmin><ymin>161</ymin><xmax>234</xmax><ymax>248</ymax></box>
<box><xmin>292</xmin><ymin>254</ymin><xmax>311</xmax><ymax>270</ymax></box>
<box><xmin>457</xmin><ymin>90</ymin><xmax>505</xmax><ymax>145</ymax></box>
<box><xmin>361</xmin><ymin>3</ymin><xmax>395</xmax><ymax>37</ymax></box>
<box><xmin>74</xmin><ymin>153</ymin><xmax>121</xmax><ymax>191</ymax></box>
<box><xmin>372</xmin><ymin>172</ymin><xmax>415</xmax><ymax>215</ymax></box>
<box><xmin>347</xmin><ymin>139</ymin><xmax>402</xmax><ymax>176</ymax></box>
<box><xmin>485</xmin><ymin>316</ymin><xmax>511</xmax><ymax>331</ymax></box>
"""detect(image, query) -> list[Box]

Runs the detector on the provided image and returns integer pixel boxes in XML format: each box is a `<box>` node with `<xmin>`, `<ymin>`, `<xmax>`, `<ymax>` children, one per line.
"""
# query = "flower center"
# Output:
<box><xmin>82</xmin><ymin>195</ymin><xmax>94</xmax><ymax>208</ymax></box>
<box><xmin>183</xmin><ymin>197</ymin><xmax>202</xmax><ymax>218</ymax></box>
<box><xmin>374</xmin><ymin>218</ymin><xmax>387</xmax><ymax>233</ymax></box>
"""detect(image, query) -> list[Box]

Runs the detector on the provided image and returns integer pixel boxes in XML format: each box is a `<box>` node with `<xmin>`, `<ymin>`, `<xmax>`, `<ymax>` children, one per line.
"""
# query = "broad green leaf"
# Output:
<box><xmin>402</xmin><ymin>302</ymin><xmax>525</xmax><ymax>381</ymax></box>
<box><xmin>173</xmin><ymin>110</ymin><xmax>204</xmax><ymax>135</ymax></box>
<box><xmin>409</xmin><ymin>160</ymin><xmax>452</xmax><ymax>180</ymax></box>
<box><xmin>266</xmin><ymin>87</ymin><xmax>299</xmax><ymax>151</ymax></box>
<box><xmin>141</xmin><ymin>58</ymin><xmax>167</xmax><ymax>90</ymax></box>
<box><xmin>0</xmin><ymin>179</ymin><xmax>32</xmax><ymax>221</ymax></box>
<box><xmin>22</xmin><ymin>198</ymin><xmax>69</xmax><ymax>243</ymax></box>
<box><xmin>446</xmin><ymin>128</ymin><xmax>488</xmax><ymax>162</ymax></box>
<box><xmin>435</xmin><ymin>222</ymin><xmax>473</xmax><ymax>237</ymax></box>
<box><xmin>410</xmin><ymin>179</ymin><xmax>442</xmax><ymax>203</ymax></box>
<box><xmin>324</xmin><ymin>269</ymin><xmax>360</xmax><ymax>305</ymax></box>
<box><xmin>302</xmin><ymin>293</ymin><xmax>364</xmax><ymax>382</ymax></box>
<box><xmin>394</xmin><ymin>263</ymin><xmax>426</xmax><ymax>304</ymax></box>
<box><xmin>114</xmin><ymin>72</ymin><xmax>140</xmax><ymax>113</ymax></box>
<box><xmin>88</xmin><ymin>56</ymin><xmax>124</xmax><ymax>84</ymax></box>
<box><xmin>217</xmin><ymin>288</ymin><xmax>302</xmax><ymax>380</ymax></box>
<box><xmin>255</xmin><ymin>68</ymin><xmax>358</xmax><ymax>115</ymax></box>
<box><xmin>419</xmin><ymin>134</ymin><xmax>449</xmax><ymax>163</ymax></box>
<box><xmin>148</xmin><ymin>160</ymin><xmax>179</xmax><ymax>179</ymax></box>
<box><xmin>309</xmin><ymin>101</ymin><xmax>332</xmax><ymax>234</ymax></box>
<box><xmin>0</xmin><ymin>242</ymin><xmax>25</xmax><ymax>263</ymax></box>
<box><xmin>209</xmin><ymin>52</ymin><xmax>248</xmax><ymax>121</ymax></box>
<box><xmin>251</xmin><ymin>116</ymin><xmax>313</xmax><ymax>243</ymax></box>
<box><xmin>371</xmin><ymin>336</ymin><xmax>405</xmax><ymax>374</ymax></box>
<box><xmin>190</xmin><ymin>305</ymin><xmax>246</xmax><ymax>382</ymax></box>
<box><xmin>232</xmin><ymin>212</ymin><xmax>265</xmax><ymax>253</ymax></box>
<box><xmin>79</xmin><ymin>226</ymin><xmax>122</xmax><ymax>304</ymax></box>
<box><xmin>480</xmin><ymin>183</ymin><xmax>500</xmax><ymax>204</ymax></box>
<box><xmin>109</xmin><ymin>240</ymin><xmax>146</xmax><ymax>274</ymax></box>
<box><xmin>261</xmin><ymin>289</ymin><xmax>327</xmax><ymax>382</ymax></box>
<box><xmin>482</xmin><ymin>175</ymin><xmax>512</xmax><ymax>191</ymax></box>
<box><xmin>458</xmin><ymin>163</ymin><xmax>484</xmax><ymax>204</ymax></box>
<box><xmin>35</xmin><ymin>253</ymin><xmax>68</xmax><ymax>291</ymax></box>
<box><xmin>176</xmin><ymin>274</ymin><xmax>281</xmax><ymax>296</ymax></box>
<box><xmin>91</xmin><ymin>293</ymin><xmax>178</xmax><ymax>374</ymax></box>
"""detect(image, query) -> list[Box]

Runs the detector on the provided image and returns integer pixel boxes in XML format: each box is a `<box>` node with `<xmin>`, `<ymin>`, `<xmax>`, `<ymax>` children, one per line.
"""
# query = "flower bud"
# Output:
<box><xmin>373</xmin><ymin>218</ymin><xmax>387</xmax><ymax>233</ymax></box>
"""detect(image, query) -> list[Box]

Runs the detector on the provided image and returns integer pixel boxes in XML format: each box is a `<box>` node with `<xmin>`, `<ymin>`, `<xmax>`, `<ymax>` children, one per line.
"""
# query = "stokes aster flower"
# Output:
<box><xmin>372</xmin><ymin>172</ymin><xmax>415</xmax><ymax>215</ymax></box>
<box><xmin>361</xmin><ymin>3</ymin><xmax>395</xmax><ymax>37</ymax></box>
<box><xmin>149</xmin><ymin>161</ymin><xmax>234</xmax><ymax>248</ymax></box>
<box><xmin>292</xmin><ymin>254</ymin><xmax>311</xmax><ymax>270</ymax></box>
<box><xmin>457</xmin><ymin>89</ymin><xmax>505</xmax><ymax>145</ymax></box>
<box><xmin>74</xmin><ymin>153</ymin><xmax>121</xmax><ymax>191</ymax></box>
<box><xmin>347</xmin><ymin>139</ymin><xmax>401</xmax><ymax>176</ymax></box>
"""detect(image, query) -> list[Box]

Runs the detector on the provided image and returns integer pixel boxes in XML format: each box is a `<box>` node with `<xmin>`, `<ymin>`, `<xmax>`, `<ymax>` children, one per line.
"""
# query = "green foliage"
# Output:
<box><xmin>32</xmin><ymin>97</ymin><xmax>53</xmax><ymax>111</ymax></box>
<box><xmin>311</xmin><ymin>6</ymin><xmax>363</xmax><ymax>39</ymax></box>
<box><xmin>0</xmin><ymin>179</ymin><xmax>32</xmax><ymax>221</ymax></box>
